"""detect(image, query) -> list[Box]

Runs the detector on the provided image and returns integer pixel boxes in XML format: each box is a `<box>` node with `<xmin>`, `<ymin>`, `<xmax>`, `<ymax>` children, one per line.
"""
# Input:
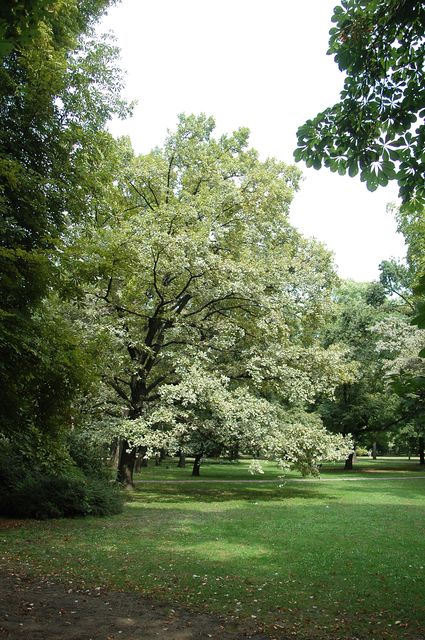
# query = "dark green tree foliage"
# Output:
<box><xmin>294</xmin><ymin>0</ymin><xmax>425</xmax><ymax>207</ymax></box>
<box><xmin>394</xmin><ymin>205</ymin><xmax>425</xmax><ymax>329</ymax></box>
<box><xmin>379</xmin><ymin>258</ymin><xmax>415</xmax><ymax>310</ymax></box>
<box><xmin>318</xmin><ymin>281</ymin><xmax>399</xmax><ymax>445</ymax></box>
<box><xmin>0</xmin><ymin>1</ymin><xmax>127</xmax><ymax>441</ymax></box>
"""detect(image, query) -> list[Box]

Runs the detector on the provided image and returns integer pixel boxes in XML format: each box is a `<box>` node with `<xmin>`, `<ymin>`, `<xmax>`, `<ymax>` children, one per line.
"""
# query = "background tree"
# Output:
<box><xmin>373</xmin><ymin>314</ymin><xmax>425</xmax><ymax>463</ymax></box>
<box><xmin>317</xmin><ymin>280</ymin><xmax>405</xmax><ymax>466</ymax></box>
<box><xmin>0</xmin><ymin>0</ymin><xmax>129</xmax><ymax>450</ymax></box>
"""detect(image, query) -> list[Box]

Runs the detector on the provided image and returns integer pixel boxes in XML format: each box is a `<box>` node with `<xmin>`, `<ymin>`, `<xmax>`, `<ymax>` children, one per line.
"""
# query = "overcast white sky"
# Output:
<box><xmin>100</xmin><ymin>0</ymin><xmax>406</xmax><ymax>282</ymax></box>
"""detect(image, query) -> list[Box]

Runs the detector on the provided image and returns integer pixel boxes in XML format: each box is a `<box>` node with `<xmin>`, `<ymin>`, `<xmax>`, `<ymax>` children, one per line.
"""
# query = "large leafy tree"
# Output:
<box><xmin>317</xmin><ymin>280</ymin><xmax>405</xmax><ymax>464</ymax></box>
<box><xmin>0</xmin><ymin>0</ymin><xmax>128</xmax><ymax>450</ymax></box>
<box><xmin>68</xmin><ymin>115</ymin><xmax>352</xmax><ymax>484</ymax></box>
<box><xmin>294</xmin><ymin>0</ymin><xmax>425</xmax><ymax>207</ymax></box>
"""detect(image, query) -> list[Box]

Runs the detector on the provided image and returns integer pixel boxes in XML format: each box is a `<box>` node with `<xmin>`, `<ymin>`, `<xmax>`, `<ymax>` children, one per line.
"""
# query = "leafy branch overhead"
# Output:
<box><xmin>294</xmin><ymin>0</ymin><xmax>425</xmax><ymax>208</ymax></box>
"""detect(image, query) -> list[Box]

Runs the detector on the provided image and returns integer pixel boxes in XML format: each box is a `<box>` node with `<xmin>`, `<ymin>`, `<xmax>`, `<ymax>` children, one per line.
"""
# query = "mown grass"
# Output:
<box><xmin>1</xmin><ymin>459</ymin><xmax>425</xmax><ymax>639</ymax></box>
<box><xmin>135</xmin><ymin>455</ymin><xmax>425</xmax><ymax>480</ymax></box>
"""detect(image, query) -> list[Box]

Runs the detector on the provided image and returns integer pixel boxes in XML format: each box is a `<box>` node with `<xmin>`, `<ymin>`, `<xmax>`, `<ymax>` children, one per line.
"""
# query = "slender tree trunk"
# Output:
<box><xmin>372</xmin><ymin>441</ymin><xmax>377</xmax><ymax>460</ymax></box>
<box><xmin>177</xmin><ymin>450</ymin><xmax>186</xmax><ymax>468</ymax></box>
<box><xmin>344</xmin><ymin>452</ymin><xmax>354</xmax><ymax>470</ymax></box>
<box><xmin>229</xmin><ymin>443</ymin><xmax>239</xmax><ymax>461</ymax></box>
<box><xmin>117</xmin><ymin>439</ymin><xmax>137</xmax><ymax>488</ymax></box>
<box><xmin>134</xmin><ymin>454</ymin><xmax>142</xmax><ymax>474</ymax></box>
<box><xmin>192</xmin><ymin>453</ymin><xmax>202</xmax><ymax>477</ymax></box>
<box><xmin>160</xmin><ymin>448</ymin><xmax>166</xmax><ymax>462</ymax></box>
<box><xmin>419</xmin><ymin>436</ymin><xmax>425</xmax><ymax>465</ymax></box>
<box><xmin>110</xmin><ymin>438</ymin><xmax>122</xmax><ymax>469</ymax></box>
<box><xmin>140</xmin><ymin>446</ymin><xmax>148</xmax><ymax>467</ymax></box>
<box><xmin>134</xmin><ymin>447</ymin><xmax>145</xmax><ymax>473</ymax></box>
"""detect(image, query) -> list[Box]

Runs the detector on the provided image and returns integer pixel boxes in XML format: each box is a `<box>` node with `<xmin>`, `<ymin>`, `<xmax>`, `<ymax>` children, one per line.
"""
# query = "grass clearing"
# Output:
<box><xmin>1</xmin><ymin>459</ymin><xmax>425</xmax><ymax>639</ymax></box>
<box><xmin>135</xmin><ymin>455</ymin><xmax>425</xmax><ymax>481</ymax></box>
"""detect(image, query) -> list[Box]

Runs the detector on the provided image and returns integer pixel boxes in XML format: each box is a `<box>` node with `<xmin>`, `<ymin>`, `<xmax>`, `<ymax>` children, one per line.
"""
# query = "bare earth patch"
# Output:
<box><xmin>0</xmin><ymin>569</ymin><xmax>270</xmax><ymax>640</ymax></box>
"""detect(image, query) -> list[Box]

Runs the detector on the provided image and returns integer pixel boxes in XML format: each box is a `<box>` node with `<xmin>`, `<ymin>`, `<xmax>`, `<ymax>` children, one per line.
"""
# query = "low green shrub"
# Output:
<box><xmin>355</xmin><ymin>447</ymin><xmax>370</xmax><ymax>457</ymax></box>
<box><xmin>0</xmin><ymin>441</ymin><xmax>123</xmax><ymax>519</ymax></box>
<box><xmin>0</xmin><ymin>473</ymin><xmax>123</xmax><ymax>519</ymax></box>
<box><xmin>67</xmin><ymin>433</ymin><xmax>111</xmax><ymax>480</ymax></box>
<box><xmin>2</xmin><ymin>474</ymin><xmax>90</xmax><ymax>519</ymax></box>
<box><xmin>84</xmin><ymin>477</ymin><xmax>123</xmax><ymax>516</ymax></box>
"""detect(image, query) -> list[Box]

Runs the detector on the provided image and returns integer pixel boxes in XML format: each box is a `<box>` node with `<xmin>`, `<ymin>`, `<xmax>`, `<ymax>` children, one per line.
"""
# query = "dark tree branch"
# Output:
<box><xmin>152</xmin><ymin>249</ymin><xmax>165</xmax><ymax>303</ymax></box>
<box><xmin>192</xmin><ymin>177</ymin><xmax>205</xmax><ymax>195</ymax></box>
<box><xmin>182</xmin><ymin>294</ymin><xmax>254</xmax><ymax>319</ymax></box>
<box><xmin>147</xmin><ymin>181</ymin><xmax>160</xmax><ymax>207</ymax></box>
<box><xmin>109</xmin><ymin>377</ymin><xmax>131</xmax><ymax>405</ymax></box>
<box><xmin>145</xmin><ymin>375</ymin><xmax>167</xmax><ymax>394</ymax></box>
<box><xmin>128</xmin><ymin>180</ymin><xmax>155</xmax><ymax>211</ymax></box>
<box><xmin>165</xmin><ymin>153</ymin><xmax>175</xmax><ymax>204</ymax></box>
<box><xmin>93</xmin><ymin>292</ymin><xmax>150</xmax><ymax>320</ymax></box>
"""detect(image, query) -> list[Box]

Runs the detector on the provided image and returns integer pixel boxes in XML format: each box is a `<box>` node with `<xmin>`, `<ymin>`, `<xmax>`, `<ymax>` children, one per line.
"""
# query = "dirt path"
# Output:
<box><xmin>0</xmin><ymin>569</ymin><xmax>270</xmax><ymax>640</ymax></box>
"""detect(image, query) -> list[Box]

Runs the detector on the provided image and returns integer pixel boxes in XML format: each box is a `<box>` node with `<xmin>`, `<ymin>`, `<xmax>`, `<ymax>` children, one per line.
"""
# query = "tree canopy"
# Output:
<box><xmin>67</xmin><ymin>115</ymin><xmax>353</xmax><ymax>483</ymax></box>
<box><xmin>0</xmin><ymin>0</ymin><xmax>128</xmax><ymax>452</ymax></box>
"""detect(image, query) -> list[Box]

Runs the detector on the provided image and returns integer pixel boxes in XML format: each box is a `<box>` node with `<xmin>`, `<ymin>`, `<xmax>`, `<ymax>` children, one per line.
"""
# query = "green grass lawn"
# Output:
<box><xmin>1</xmin><ymin>459</ymin><xmax>425</xmax><ymax>639</ymax></box>
<box><xmin>134</xmin><ymin>455</ymin><xmax>425</xmax><ymax>480</ymax></box>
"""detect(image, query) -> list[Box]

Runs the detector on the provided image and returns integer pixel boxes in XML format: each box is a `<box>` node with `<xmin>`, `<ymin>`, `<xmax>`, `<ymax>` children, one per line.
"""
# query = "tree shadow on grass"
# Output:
<box><xmin>128</xmin><ymin>483</ymin><xmax>337</xmax><ymax>505</ymax></box>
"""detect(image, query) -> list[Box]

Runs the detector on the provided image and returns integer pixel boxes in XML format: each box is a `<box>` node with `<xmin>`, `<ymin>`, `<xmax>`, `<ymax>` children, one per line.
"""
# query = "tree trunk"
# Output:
<box><xmin>110</xmin><ymin>438</ymin><xmax>122</xmax><ymax>469</ymax></box>
<box><xmin>229</xmin><ymin>443</ymin><xmax>239</xmax><ymax>461</ymax></box>
<box><xmin>140</xmin><ymin>445</ymin><xmax>148</xmax><ymax>467</ymax></box>
<box><xmin>134</xmin><ymin>453</ymin><xmax>142</xmax><ymax>474</ymax></box>
<box><xmin>344</xmin><ymin>452</ymin><xmax>354</xmax><ymax>470</ymax></box>
<box><xmin>372</xmin><ymin>441</ymin><xmax>377</xmax><ymax>460</ymax></box>
<box><xmin>177</xmin><ymin>450</ymin><xmax>186</xmax><ymax>468</ymax></box>
<box><xmin>192</xmin><ymin>453</ymin><xmax>202</xmax><ymax>477</ymax></box>
<box><xmin>419</xmin><ymin>436</ymin><xmax>425</xmax><ymax>465</ymax></box>
<box><xmin>134</xmin><ymin>446</ymin><xmax>147</xmax><ymax>473</ymax></box>
<box><xmin>117</xmin><ymin>439</ymin><xmax>136</xmax><ymax>488</ymax></box>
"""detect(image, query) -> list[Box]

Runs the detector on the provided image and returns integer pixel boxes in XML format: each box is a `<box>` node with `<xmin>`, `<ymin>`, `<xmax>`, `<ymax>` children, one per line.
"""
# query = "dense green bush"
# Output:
<box><xmin>67</xmin><ymin>432</ymin><xmax>111</xmax><ymax>480</ymax></box>
<box><xmin>0</xmin><ymin>472</ymin><xmax>123</xmax><ymax>519</ymax></box>
<box><xmin>0</xmin><ymin>441</ymin><xmax>123</xmax><ymax>519</ymax></box>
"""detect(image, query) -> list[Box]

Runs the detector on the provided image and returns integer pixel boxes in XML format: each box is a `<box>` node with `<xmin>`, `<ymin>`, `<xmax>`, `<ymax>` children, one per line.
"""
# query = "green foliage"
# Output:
<box><xmin>379</xmin><ymin>258</ymin><xmax>415</xmax><ymax>309</ymax></box>
<box><xmin>294</xmin><ymin>0</ymin><xmax>425</xmax><ymax>208</ymax></box>
<box><xmin>0</xmin><ymin>0</ymin><xmax>129</xmax><ymax>461</ymax></box>
<box><xmin>0</xmin><ymin>473</ymin><xmax>123</xmax><ymax>519</ymax></box>
<box><xmin>0</xmin><ymin>440</ymin><xmax>123</xmax><ymax>519</ymax></box>
<box><xmin>392</xmin><ymin>424</ymin><xmax>419</xmax><ymax>455</ymax></box>
<box><xmin>413</xmin><ymin>274</ymin><xmax>425</xmax><ymax>330</ymax></box>
<box><xmin>0</xmin><ymin>297</ymin><xmax>92</xmax><ymax>448</ymax></box>
<box><xmin>68</xmin><ymin>431</ymin><xmax>111</xmax><ymax>480</ymax></box>
<box><xmin>394</xmin><ymin>205</ymin><xmax>425</xmax><ymax>332</ymax></box>
<box><xmin>0</xmin><ymin>1</ymin><xmax>114</xmax><ymax>58</ymax></box>
<box><xmin>355</xmin><ymin>446</ymin><xmax>369</xmax><ymax>456</ymax></box>
<box><xmin>67</xmin><ymin>115</ymin><xmax>353</xmax><ymax>478</ymax></box>
<box><xmin>318</xmin><ymin>280</ymin><xmax>403</xmax><ymax>441</ymax></box>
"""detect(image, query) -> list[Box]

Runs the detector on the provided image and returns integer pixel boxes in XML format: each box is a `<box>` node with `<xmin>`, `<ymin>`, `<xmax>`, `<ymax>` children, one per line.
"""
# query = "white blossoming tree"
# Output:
<box><xmin>67</xmin><ymin>114</ymin><xmax>353</xmax><ymax>485</ymax></box>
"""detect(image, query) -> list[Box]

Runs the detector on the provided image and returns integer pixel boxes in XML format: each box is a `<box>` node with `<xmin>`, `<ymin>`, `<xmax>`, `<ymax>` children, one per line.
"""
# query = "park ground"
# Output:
<box><xmin>1</xmin><ymin>457</ymin><xmax>425</xmax><ymax>640</ymax></box>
